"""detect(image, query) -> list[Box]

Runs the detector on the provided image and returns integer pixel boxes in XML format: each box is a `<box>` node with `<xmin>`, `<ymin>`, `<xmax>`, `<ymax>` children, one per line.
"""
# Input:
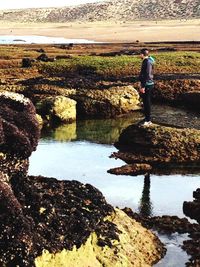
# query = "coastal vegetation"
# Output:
<box><xmin>0</xmin><ymin>45</ymin><xmax>199</xmax><ymax>84</ymax></box>
<box><xmin>0</xmin><ymin>44</ymin><xmax>199</xmax><ymax>119</ymax></box>
<box><xmin>38</xmin><ymin>51</ymin><xmax>200</xmax><ymax>78</ymax></box>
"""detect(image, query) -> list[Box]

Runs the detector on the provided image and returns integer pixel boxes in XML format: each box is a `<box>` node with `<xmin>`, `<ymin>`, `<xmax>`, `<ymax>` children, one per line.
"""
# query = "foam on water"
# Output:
<box><xmin>0</xmin><ymin>35</ymin><xmax>98</xmax><ymax>44</ymax></box>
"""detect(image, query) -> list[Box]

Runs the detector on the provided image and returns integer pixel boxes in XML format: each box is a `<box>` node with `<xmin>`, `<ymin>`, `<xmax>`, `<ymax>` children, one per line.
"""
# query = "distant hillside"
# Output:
<box><xmin>0</xmin><ymin>0</ymin><xmax>199</xmax><ymax>23</ymax></box>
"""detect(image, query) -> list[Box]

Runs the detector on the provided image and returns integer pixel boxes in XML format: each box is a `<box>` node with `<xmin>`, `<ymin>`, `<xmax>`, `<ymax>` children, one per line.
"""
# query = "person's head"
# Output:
<box><xmin>140</xmin><ymin>48</ymin><xmax>149</xmax><ymax>59</ymax></box>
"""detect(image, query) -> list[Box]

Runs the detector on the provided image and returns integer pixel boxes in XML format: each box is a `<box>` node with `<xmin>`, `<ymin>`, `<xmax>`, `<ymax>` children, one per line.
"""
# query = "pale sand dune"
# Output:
<box><xmin>0</xmin><ymin>20</ymin><xmax>199</xmax><ymax>42</ymax></box>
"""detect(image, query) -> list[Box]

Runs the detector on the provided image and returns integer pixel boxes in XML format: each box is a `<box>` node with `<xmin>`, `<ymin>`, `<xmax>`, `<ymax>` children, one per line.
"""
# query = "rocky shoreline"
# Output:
<box><xmin>0</xmin><ymin>43</ymin><xmax>200</xmax><ymax>266</ymax></box>
<box><xmin>0</xmin><ymin>91</ymin><xmax>165</xmax><ymax>266</ymax></box>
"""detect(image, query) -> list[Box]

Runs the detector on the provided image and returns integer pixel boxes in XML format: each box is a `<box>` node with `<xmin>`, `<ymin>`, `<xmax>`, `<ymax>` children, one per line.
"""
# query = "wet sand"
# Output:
<box><xmin>0</xmin><ymin>19</ymin><xmax>199</xmax><ymax>42</ymax></box>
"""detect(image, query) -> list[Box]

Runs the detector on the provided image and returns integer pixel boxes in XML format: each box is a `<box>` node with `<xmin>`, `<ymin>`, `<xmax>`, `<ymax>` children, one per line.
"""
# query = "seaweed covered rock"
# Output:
<box><xmin>31</xmin><ymin>85</ymin><xmax>140</xmax><ymax>120</ymax></box>
<box><xmin>153</xmin><ymin>79</ymin><xmax>200</xmax><ymax>110</ymax></box>
<box><xmin>0</xmin><ymin>175</ymin><xmax>164</xmax><ymax>267</ymax></box>
<box><xmin>18</xmin><ymin>82</ymin><xmax>140</xmax><ymax>119</ymax></box>
<box><xmin>108</xmin><ymin>163</ymin><xmax>152</xmax><ymax>176</ymax></box>
<box><xmin>74</xmin><ymin>85</ymin><xmax>140</xmax><ymax>118</ymax></box>
<box><xmin>35</xmin><ymin>208</ymin><xmax>164</xmax><ymax>267</ymax></box>
<box><xmin>0</xmin><ymin>91</ymin><xmax>40</xmax><ymax>159</ymax></box>
<box><xmin>0</xmin><ymin>91</ymin><xmax>40</xmax><ymax>266</ymax></box>
<box><xmin>183</xmin><ymin>188</ymin><xmax>200</xmax><ymax>223</ymax></box>
<box><xmin>37</xmin><ymin>53</ymin><xmax>55</xmax><ymax>62</ymax></box>
<box><xmin>1</xmin><ymin>175</ymin><xmax>115</xmax><ymax>266</ymax></box>
<box><xmin>0</xmin><ymin>91</ymin><xmax>40</xmax><ymax>180</ymax></box>
<box><xmin>114</xmin><ymin>123</ymin><xmax>200</xmax><ymax>165</ymax></box>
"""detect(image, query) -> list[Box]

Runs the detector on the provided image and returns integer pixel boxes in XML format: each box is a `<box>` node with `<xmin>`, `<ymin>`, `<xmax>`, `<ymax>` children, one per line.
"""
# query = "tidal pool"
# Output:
<box><xmin>29</xmin><ymin>138</ymin><xmax>200</xmax><ymax>218</ymax></box>
<box><xmin>29</xmin><ymin>107</ymin><xmax>200</xmax><ymax>267</ymax></box>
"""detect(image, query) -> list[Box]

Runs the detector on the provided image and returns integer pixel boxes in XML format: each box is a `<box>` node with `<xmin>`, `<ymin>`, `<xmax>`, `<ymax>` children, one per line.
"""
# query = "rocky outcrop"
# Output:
<box><xmin>0</xmin><ymin>91</ymin><xmax>164</xmax><ymax>266</ymax></box>
<box><xmin>114</xmin><ymin>123</ymin><xmax>200</xmax><ymax>165</ymax></box>
<box><xmin>22</xmin><ymin>58</ymin><xmax>35</xmax><ymax>68</ymax></box>
<box><xmin>36</xmin><ymin>53</ymin><xmax>55</xmax><ymax>62</ymax></box>
<box><xmin>0</xmin><ymin>91</ymin><xmax>39</xmax><ymax>159</ymax></box>
<box><xmin>35</xmin><ymin>207</ymin><xmax>164</xmax><ymax>267</ymax></box>
<box><xmin>1</xmin><ymin>174</ymin><xmax>164</xmax><ymax>267</ymax></box>
<box><xmin>108</xmin><ymin>163</ymin><xmax>152</xmax><ymax>176</ymax></box>
<box><xmin>74</xmin><ymin>86</ymin><xmax>140</xmax><ymax>118</ymax></box>
<box><xmin>152</xmin><ymin>79</ymin><xmax>200</xmax><ymax>110</ymax></box>
<box><xmin>183</xmin><ymin>188</ymin><xmax>200</xmax><ymax>223</ymax></box>
<box><xmin>36</xmin><ymin>96</ymin><xmax>76</xmax><ymax>124</ymax></box>
<box><xmin>0</xmin><ymin>91</ymin><xmax>40</xmax><ymax>266</ymax></box>
<box><xmin>24</xmin><ymin>83</ymin><xmax>140</xmax><ymax>121</ymax></box>
<box><xmin>0</xmin><ymin>91</ymin><xmax>39</xmax><ymax>182</ymax></box>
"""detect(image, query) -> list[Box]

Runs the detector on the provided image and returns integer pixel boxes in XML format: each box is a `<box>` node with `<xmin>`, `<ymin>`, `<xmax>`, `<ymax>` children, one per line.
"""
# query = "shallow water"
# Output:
<box><xmin>29</xmin><ymin>139</ymin><xmax>200</xmax><ymax>218</ymax></box>
<box><xmin>29</xmin><ymin>106</ymin><xmax>200</xmax><ymax>267</ymax></box>
<box><xmin>0</xmin><ymin>35</ymin><xmax>98</xmax><ymax>44</ymax></box>
<box><xmin>154</xmin><ymin>233</ymin><xmax>189</xmax><ymax>267</ymax></box>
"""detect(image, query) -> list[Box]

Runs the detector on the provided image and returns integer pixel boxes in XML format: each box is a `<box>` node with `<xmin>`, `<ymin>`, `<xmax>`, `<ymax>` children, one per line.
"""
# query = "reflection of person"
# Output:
<box><xmin>139</xmin><ymin>48</ymin><xmax>155</xmax><ymax>126</ymax></box>
<box><xmin>139</xmin><ymin>173</ymin><xmax>153</xmax><ymax>217</ymax></box>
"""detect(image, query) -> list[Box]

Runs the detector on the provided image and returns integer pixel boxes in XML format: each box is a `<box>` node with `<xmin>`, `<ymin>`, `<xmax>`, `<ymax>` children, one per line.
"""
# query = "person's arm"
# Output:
<box><xmin>139</xmin><ymin>59</ymin><xmax>148</xmax><ymax>93</ymax></box>
<box><xmin>146</xmin><ymin>59</ymin><xmax>152</xmax><ymax>83</ymax></box>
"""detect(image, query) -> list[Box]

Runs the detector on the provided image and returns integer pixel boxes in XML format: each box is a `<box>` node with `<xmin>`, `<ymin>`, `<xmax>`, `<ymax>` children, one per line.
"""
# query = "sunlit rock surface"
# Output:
<box><xmin>35</xmin><ymin>208</ymin><xmax>164</xmax><ymax>267</ymax></box>
<box><xmin>26</xmin><ymin>84</ymin><xmax>140</xmax><ymax>120</ymax></box>
<box><xmin>114</xmin><ymin>123</ymin><xmax>200</xmax><ymax>164</ymax></box>
<box><xmin>36</xmin><ymin>95</ymin><xmax>76</xmax><ymax>124</ymax></box>
<box><xmin>74</xmin><ymin>86</ymin><xmax>140</xmax><ymax>118</ymax></box>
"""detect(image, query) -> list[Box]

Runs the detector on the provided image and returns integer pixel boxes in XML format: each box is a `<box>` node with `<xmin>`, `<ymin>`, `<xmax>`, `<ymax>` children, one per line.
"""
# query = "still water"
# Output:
<box><xmin>29</xmin><ymin>110</ymin><xmax>200</xmax><ymax>267</ymax></box>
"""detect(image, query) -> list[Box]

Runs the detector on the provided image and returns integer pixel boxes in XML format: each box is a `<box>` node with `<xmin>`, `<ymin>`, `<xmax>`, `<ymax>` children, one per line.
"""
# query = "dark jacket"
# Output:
<box><xmin>139</xmin><ymin>56</ymin><xmax>155</xmax><ymax>88</ymax></box>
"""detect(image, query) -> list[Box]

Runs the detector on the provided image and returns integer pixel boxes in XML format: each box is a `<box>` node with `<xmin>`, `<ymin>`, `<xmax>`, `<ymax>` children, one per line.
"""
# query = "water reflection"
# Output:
<box><xmin>52</xmin><ymin>123</ymin><xmax>77</xmax><ymax>142</ymax></box>
<box><xmin>138</xmin><ymin>173</ymin><xmax>153</xmax><ymax>217</ymax></box>
<box><xmin>41</xmin><ymin>113</ymin><xmax>141</xmax><ymax>144</ymax></box>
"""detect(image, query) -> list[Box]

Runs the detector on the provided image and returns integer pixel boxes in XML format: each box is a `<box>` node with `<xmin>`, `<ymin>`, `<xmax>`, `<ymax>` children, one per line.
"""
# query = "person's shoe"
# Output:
<box><xmin>142</xmin><ymin>121</ymin><xmax>152</xmax><ymax>127</ymax></box>
<box><xmin>138</xmin><ymin>119</ymin><xmax>146</xmax><ymax>125</ymax></box>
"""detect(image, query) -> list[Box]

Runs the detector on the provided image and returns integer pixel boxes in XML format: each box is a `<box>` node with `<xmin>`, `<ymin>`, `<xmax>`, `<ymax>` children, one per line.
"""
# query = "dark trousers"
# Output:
<box><xmin>141</xmin><ymin>85</ymin><xmax>153</xmax><ymax>122</ymax></box>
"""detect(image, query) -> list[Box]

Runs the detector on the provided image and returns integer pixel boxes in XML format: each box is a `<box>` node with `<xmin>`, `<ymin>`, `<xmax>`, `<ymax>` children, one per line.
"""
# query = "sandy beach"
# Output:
<box><xmin>0</xmin><ymin>19</ymin><xmax>199</xmax><ymax>42</ymax></box>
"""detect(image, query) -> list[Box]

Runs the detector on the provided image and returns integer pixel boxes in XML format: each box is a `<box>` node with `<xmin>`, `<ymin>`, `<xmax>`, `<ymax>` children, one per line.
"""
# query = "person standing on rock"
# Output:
<box><xmin>139</xmin><ymin>48</ymin><xmax>155</xmax><ymax>126</ymax></box>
